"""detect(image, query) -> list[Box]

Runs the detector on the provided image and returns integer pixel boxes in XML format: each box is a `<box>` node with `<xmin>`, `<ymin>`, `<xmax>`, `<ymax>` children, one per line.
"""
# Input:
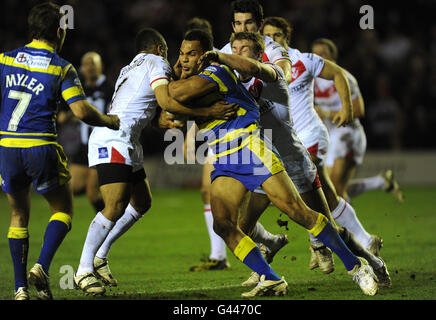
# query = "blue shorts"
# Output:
<box><xmin>0</xmin><ymin>143</ymin><xmax>71</xmax><ymax>194</ymax></box>
<box><xmin>210</xmin><ymin>128</ymin><xmax>284</xmax><ymax>191</ymax></box>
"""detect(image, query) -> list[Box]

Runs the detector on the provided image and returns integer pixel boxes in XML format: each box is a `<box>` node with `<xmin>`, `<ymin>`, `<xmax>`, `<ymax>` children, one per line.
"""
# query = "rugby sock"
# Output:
<box><xmin>332</xmin><ymin>197</ymin><xmax>373</xmax><ymax>249</ymax></box>
<box><xmin>204</xmin><ymin>204</ymin><xmax>227</xmax><ymax>261</ymax></box>
<box><xmin>339</xmin><ymin>228</ymin><xmax>383</xmax><ymax>270</ymax></box>
<box><xmin>347</xmin><ymin>175</ymin><xmax>385</xmax><ymax>200</ymax></box>
<box><xmin>309</xmin><ymin>214</ymin><xmax>360</xmax><ymax>271</ymax></box>
<box><xmin>251</xmin><ymin>222</ymin><xmax>279</xmax><ymax>250</ymax></box>
<box><xmin>234</xmin><ymin>236</ymin><xmax>280</xmax><ymax>281</ymax></box>
<box><xmin>37</xmin><ymin>212</ymin><xmax>72</xmax><ymax>275</ymax></box>
<box><xmin>76</xmin><ymin>212</ymin><xmax>115</xmax><ymax>276</ymax></box>
<box><xmin>8</xmin><ymin>227</ymin><xmax>29</xmax><ymax>291</ymax></box>
<box><xmin>308</xmin><ymin>232</ymin><xmax>324</xmax><ymax>247</ymax></box>
<box><xmin>96</xmin><ymin>203</ymin><xmax>143</xmax><ymax>260</ymax></box>
<box><xmin>91</xmin><ymin>198</ymin><xmax>105</xmax><ymax>213</ymax></box>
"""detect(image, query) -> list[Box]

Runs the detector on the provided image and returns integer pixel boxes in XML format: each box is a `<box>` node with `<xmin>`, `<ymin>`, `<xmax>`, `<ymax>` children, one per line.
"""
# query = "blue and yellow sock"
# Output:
<box><xmin>309</xmin><ymin>214</ymin><xmax>360</xmax><ymax>271</ymax></box>
<box><xmin>234</xmin><ymin>236</ymin><xmax>280</xmax><ymax>281</ymax></box>
<box><xmin>8</xmin><ymin>227</ymin><xmax>29</xmax><ymax>291</ymax></box>
<box><xmin>37</xmin><ymin>212</ymin><xmax>72</xmax><ymax>275</ymax></box>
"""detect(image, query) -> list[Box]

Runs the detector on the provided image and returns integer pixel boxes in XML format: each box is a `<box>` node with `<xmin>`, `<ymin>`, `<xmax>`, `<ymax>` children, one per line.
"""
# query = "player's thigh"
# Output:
<box><xmin>262</xmin><ymin>171</ymin><xmax>317</xmax><ymax>228</ymax></box>
<box><xmin>96</xmin><ymin>163</ymin><xmax>135</xmax><ymax>220</ymax></box>
<box><xmin>210</xmin><ymin>176</ymin><xmax>247</xmax><ymax>225</ymax></box>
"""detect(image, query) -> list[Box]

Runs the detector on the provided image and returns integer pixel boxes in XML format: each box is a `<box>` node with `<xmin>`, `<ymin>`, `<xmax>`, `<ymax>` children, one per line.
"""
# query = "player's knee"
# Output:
<box><xmin>212</xmin><ymin>218</ymin><xmax>230</xmax><ymax>239</ymax></box>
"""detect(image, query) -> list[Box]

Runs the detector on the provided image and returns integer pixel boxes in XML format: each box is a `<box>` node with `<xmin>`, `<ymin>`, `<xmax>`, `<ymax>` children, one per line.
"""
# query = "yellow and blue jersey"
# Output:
<box><xmin>197</xmin><ymin>64</ymin><xmax>284</xmax><ymax>191</ymax></box>
<box><xmin>0</xmin><ymin>40</ymin><xmax>86</xmax><ymax>148</ymax></box>
<box><xmin>0</xmin><ymin>41</ymin><xmax>83</xmax><ymax>194</ymax></box>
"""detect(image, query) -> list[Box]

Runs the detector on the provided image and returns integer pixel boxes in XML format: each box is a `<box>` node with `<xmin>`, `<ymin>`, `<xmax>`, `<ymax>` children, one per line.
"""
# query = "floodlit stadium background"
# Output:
<box><xmin>1</xmin><ymin>0</ymin><xmax>434</xmax><ymax>186</ymax></box>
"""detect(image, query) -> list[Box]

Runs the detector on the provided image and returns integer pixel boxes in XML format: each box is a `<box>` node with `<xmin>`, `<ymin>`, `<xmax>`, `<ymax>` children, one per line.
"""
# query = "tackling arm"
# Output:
<box><xmin>69</xmin><ymin>99</ymin><xmax>119</xmax><ymax>130</ymax></box>
<box><xmin>199</xmin><ymin>51</ymin><xmax>277</xmax><ymax>82</ymax></box>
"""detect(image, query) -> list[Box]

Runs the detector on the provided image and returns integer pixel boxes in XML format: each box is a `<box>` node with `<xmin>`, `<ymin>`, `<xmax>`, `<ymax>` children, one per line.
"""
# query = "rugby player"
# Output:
<box><xmin>169</xmin><ymin>29</ymin><xmax>379</xmax><ymax>297</ymax></box>
<box><xmin>73</xmin><ymin>28</ymin><xmax>239</xmax><ymax>296</ymax></box>
<box><xmin>199</xmin><ymin>32</ymin><xmax>391</xmax><ymax>291</ymax></box>
<box><xmin>312</xmin><ymin>38</ymin><xmax>404</xmax><ymax>204</ymax></box>
<box><xmin>261</xmin><ymin>17</ymin><xmax>384</xmax><ymax>268</ymax></box>
<box><xmin>0</xmin><ymin>2</ymin><xmax>119</xmax><ymax>300</ymax></box>
<box><xmin>221</xmin><ymin>0</ymin><xmax>292</xmax><ymax>84</ymax></box>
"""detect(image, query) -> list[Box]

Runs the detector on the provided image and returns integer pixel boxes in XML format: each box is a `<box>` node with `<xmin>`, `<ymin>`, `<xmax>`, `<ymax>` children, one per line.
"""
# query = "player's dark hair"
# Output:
<box><xmin>231</xmin><ymin>0</ymin><xmax>264</xmax><ymax>27</ymax></box>
<box><xmin>230</xmin><ymin>32</ymin><xmax>265</xmax><ymax>56</ymax></box>
<box><xmin>312</xmin><ymin>38</ymin><xmax>338</xmax><ymax>61</ymax></box>
<box><xmin>28</xmin><ymin>2</ymin><xmax>64</xmax><ymax>43</ymax></box>
<box><xmin>184</xmin><ymin>29</ymin><xmax>213</xmax><ymax>52</ymax></box>
<box><xmin>261</xmin><ymin>16</ymin><xmax>292</xmax><ymax>45</ymax></box>
<box><xmin>135</xmin><ymin>28</ymin><xmax>166</xmax><ymax>53</ymax></box>
<box><xmin>184</xmin><ymin>17</ymin><xmax>213</xmax><ymax>35</ymax></box>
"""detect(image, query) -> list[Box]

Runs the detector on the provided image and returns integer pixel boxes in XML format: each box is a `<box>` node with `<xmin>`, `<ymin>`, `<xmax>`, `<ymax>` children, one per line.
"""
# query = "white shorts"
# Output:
<box><xmin>254</xmin><ymin>104</ymin><xmax>318</xmax><ymax>195</ymax></box>
<box><xmin>297</xmin><ymin>122</ymin><xmax>330</xmax><ymax>166</ymax></box>
<box><xmin>88</xmin><ymin>126</ymin><xmax>144</xmax><ymax>172</ymax></box>
<box><xmin>325</xmin><ymin>124</ymin><xmax>367</xmax><ymax>167</ymax></box>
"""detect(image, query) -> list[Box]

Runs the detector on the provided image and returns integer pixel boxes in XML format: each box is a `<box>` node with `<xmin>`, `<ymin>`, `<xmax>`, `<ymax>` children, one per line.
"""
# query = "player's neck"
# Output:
<box><xmin>31</xmin><ymin>38</ymin><xmax>57</xmax><ymax>51</ymax></box>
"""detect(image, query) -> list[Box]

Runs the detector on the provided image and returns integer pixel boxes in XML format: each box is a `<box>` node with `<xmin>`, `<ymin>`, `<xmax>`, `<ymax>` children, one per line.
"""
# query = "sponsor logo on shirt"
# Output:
<box><xmin>98</xmin><ymin>147</ymin><xmax>109</xmax><ymax>159</ymax></box>
<box><xmin>14</xmin><ymin>52</ymin><xmax>52</xmax><ymax>69</ymax></box>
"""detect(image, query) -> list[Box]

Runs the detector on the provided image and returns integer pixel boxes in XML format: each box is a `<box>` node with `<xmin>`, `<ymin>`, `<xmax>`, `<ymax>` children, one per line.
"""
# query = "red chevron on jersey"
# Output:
<box><xmin>291</xmin><ymin>60</ymin><xmax>307</xmax><ymax>81</ymax></box>
<box><xmin>110</xmin><ymin>147</ymin><xmax>126</xmax><ymax>164</ymax></box>
<box><xmin>314</xmin><ymin>81</ymin><xmax>337</xmax><ymax>98</ymax></box>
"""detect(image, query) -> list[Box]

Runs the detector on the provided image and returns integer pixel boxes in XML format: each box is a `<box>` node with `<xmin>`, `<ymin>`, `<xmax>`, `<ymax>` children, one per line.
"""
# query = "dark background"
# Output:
<box><xmin>1</xmin><ymin>0</ymin><xmax>435</xmax><ymax>154</ymax></box>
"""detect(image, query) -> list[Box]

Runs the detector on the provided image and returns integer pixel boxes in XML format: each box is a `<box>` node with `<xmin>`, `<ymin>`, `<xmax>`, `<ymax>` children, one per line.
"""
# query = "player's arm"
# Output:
<box><xmin>154</xmin><ymin>81</ymin><xmax>238</xmax><ymax>120</ymax></box>
<box><xmin>61</xmin><ymin>64</ymin><xmax>119</xmax><ymax>130</ymax></box>
<box><xmin>199</xmin><ymin>51</ymin><xmax>277</xmax><ymax>82</ymax></box>
<box><xmin>318</xmin><ymin>59</ymin><xmax>354</xmax><ymax>127</ymax></box>
<box><xmin>274</xmin><ymin>59</ymin><xmax>292</xmax><ymax>84</ymax></box>
<box><xmin>68</xmin><ymin>99</ymin><xmax>120</xmax><ymax>130</ymax></box>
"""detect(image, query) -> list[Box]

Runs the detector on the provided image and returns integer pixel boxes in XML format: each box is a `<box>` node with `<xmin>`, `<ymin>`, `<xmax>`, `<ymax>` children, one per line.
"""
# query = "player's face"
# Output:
<box><xmin>262</xmin><ymin>24</ymin><xmax>287</xmax><ymax>48</ymax></box>
<box><xmin>231</xmin><ymin>39</ymin><xmax>260</xmax><ymax>61</ymax></box>
<box><xmin>81</xmin><ymin>55</ymin><xmax>102</xmax><ymax>81</ymax></box>
<box><xmin>232</xmin><ymin>13</ymin><xmax>259</xmax><ymax>33</ymax></box>
<box><xmin>312</xmin><ymin>44</ymin><xmax>332</xmax><ymax>61</ymax></box>
<box><xmin>179</xmin><ymin>40</ymin><xmax>204</xmax><ymax>78</ymax></box>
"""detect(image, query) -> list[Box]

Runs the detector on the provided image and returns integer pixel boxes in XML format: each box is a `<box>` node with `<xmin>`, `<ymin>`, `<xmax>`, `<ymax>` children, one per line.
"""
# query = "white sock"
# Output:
<box><xmin>251</xmin><ymin>222</ymin><xmax>278</xmax><ymax>249</ymax></box>
<box><xmin>332</xmin><ymin>197</ymin><xmax>373</xmax><ymax>249</ymax></box>
<box><xmin>96</xmin><ymin>203</ymin><xmax>143</xmax><ymax>260</ymax></box>
<box><xmin>77</xmin><ymin>212</ymin><xmax>115</xmax><ymax>276</ymax></box>
<box><xmin>347</xmin><ymin>175</ymin><xmax>385</xmax><ymax>200</ymax></box>
<box><xmin>204</xmin><ymin>204</ymin><xmax>227</xmax><ymax>261</ymax></box>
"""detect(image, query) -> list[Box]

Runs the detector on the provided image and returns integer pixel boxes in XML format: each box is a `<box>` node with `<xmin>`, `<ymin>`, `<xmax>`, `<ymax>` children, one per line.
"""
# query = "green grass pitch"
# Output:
<box><xmin>0</xmin><ymin>186</ymin><xmax>435</xmax><ymax>300</ymax></box>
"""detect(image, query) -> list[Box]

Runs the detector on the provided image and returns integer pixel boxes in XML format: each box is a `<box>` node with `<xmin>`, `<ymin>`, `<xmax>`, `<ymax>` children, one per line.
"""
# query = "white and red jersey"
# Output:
<box><xmin>240</xmin><ymin>63</ymin><xmax>318</xmax><ymax>194</ymax></box>
<box><xmin>314</xmin><ymin>69</ymin><xmax>362</xmax><ymax>131</ymax></box>
<box><xmin>108</xmin><ymin>53</ymin><xmax>172</xmax><ymax>138</ymax></box>
<box><xmin>221</xmin><ymin>35</ymin><xmax>291</xmax><ymax>65</ymax></box>
<box><xmin>287</xmin><ymin>48</ymin><xmax>326</xmax><ymax>135</ymax></box>
<box><xmin>88</xmin><ymin>53</ymin><xmax>171</xmax><ymax>170</ymax></box>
